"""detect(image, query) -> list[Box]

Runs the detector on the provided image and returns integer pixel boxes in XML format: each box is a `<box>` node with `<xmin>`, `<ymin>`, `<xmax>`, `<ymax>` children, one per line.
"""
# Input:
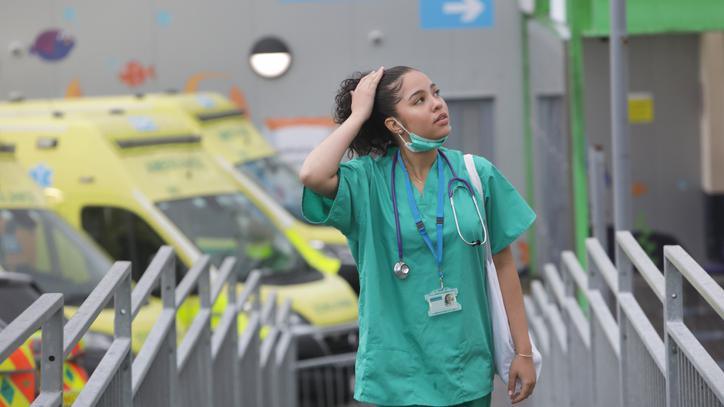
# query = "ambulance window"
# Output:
<box><xmin>81</xmin><ymin>207</ymin><xmax>185</xmax><ymax>281</ymax></box>
<box><xmin>0</xmin><ymin>209</ymin><xmax>109</xmax><ymax>304</ymax></box>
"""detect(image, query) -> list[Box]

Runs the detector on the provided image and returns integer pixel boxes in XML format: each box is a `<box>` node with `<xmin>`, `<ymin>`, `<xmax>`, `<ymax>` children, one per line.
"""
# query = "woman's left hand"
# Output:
<box><xmin>507</xmin><ymin>355</ymin><xmax>536</xmax><ymax>404</ymax></box>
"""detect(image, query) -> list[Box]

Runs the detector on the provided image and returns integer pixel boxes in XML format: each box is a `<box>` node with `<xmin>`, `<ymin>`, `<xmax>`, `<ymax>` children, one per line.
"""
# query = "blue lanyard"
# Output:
<box><xmin>395</xmin><ymin>150</ymin><xmax>446</xmax><ymax>284</ymax></box>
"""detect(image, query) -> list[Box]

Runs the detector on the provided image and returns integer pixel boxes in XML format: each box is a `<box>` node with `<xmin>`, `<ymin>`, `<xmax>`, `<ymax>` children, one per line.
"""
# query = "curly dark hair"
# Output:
<box><xmin>333</xmin><ymin>66</ymin><xmax>416</xmax><ymax>156</ymax></box>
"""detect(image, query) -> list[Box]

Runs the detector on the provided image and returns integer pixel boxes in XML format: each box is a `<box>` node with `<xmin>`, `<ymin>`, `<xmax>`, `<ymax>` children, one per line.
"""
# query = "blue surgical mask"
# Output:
<box><xmin>394</xmin><ymin>119</ymin><xmax>449</xmax><ymax>153</ymax></box>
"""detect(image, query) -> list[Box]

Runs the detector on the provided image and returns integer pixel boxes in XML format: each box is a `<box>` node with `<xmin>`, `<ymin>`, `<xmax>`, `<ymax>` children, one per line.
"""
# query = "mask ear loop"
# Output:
<box><xmin>448</xmin><ymin>180</ymin><xmax>488</xmax><ymax>247</ymax></box>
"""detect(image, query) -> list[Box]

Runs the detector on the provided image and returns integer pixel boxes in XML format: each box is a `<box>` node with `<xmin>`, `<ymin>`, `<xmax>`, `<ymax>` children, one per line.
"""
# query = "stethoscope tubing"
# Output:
<box><xmin>391</xmin><ymin>149</ymin><xmax>489</xmax><ymax>264</ymax></box>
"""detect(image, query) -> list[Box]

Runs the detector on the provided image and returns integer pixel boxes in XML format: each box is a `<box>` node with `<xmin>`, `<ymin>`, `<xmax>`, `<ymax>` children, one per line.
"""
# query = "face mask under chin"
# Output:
<box><xmin>394</xmin><ymin>119</ymin><xmax>449</xmax><ymax>153</ymax></box>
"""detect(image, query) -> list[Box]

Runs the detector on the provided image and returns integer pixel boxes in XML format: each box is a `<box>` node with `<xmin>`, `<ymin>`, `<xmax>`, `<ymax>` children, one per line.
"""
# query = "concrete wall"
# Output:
<box><xmin>583</xmin><ymin>34</ymin><xmax>706</xmax><ymax>262</ymax></box>
<box><xmin>0</xmin><ymin>0</ymin><xmax>529</xmax><ymax>189</ymax></box>
<box><xmin>527</xmin><ymin>19</ymin><xmax>571</xmax><ymax>266</ymax></box>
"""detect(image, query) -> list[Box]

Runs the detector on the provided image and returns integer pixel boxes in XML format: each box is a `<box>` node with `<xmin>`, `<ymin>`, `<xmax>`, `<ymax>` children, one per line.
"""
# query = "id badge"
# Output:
<box><xmin>425</xmin><ymin>287</ymin><xmax>462</xmax><ymax>317</ymax></box>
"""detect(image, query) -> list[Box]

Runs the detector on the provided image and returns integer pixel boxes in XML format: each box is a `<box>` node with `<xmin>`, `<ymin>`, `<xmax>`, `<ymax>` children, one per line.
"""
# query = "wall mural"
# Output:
<box><xmin>65</xmin><ymin>79</ymin><xmax>82</xmax><ymax>98</ymax></box>
<box><xmin>184</xmin><ymin>72</ymin><xmax>249</xmax><ymax>113</ymax></box>
<box><xmin>30</xmin><ymin>29</ymin><xmax>75</xmax><ymax>62</ymax></box>
<box><xmin>632</xmin><ymin>181</ymin><xmax>648</xmax><ymax>198</ymax></box>
<box><xmin>119</xmin><ymin>61</ymin><xmax>156</xmax><ymax>87</ymax></box>
<box><xmin>155</xmin><ymin>10</ymin><xmax>173</xmax><ymax>27</ymax></box>
<box><xmin>63</xmin><ymin>6</ymin><xmax>77</xmax><ymax>23</ymax></box>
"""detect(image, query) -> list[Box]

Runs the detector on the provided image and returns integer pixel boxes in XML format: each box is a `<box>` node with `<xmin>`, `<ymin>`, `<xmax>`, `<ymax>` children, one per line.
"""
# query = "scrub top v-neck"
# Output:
<box><xmin>302</xmin><ymin>147</ymin><xmax>535</xmax><ymax>406</ymax></box>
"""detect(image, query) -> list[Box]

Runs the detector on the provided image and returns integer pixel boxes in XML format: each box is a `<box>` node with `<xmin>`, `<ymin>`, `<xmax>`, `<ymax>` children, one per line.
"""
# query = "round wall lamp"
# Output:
<box><xmin>249</xmin><ymin>36</ymin><xmax>292</xmax><ymax>79</ymax></box>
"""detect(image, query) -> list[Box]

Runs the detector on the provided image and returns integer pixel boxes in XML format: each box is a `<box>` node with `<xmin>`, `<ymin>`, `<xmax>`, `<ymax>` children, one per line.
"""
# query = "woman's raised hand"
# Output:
<box><xmin>349</xmin><ymin>66</ymin><xmax>384</xmax><ymax>122</ymax></box>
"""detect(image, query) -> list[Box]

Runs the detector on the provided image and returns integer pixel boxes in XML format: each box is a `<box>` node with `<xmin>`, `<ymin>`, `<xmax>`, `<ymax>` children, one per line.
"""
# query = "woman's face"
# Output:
<box><xmin>392</xmin><ymin>70</ymin><xmax>451</xmax><ymax>140</ymax></box>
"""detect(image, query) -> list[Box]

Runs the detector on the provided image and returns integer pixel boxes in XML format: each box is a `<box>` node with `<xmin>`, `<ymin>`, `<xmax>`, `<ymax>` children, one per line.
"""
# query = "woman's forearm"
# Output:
<box><xmin>493</xmin><ymin>246</ymin><xmax>532</xmax><ymax>354</ymax></box>
<box><xmin>298</xmin><ymin>114</ymin><xmax>364</xmax><ymax>198</ymax></box>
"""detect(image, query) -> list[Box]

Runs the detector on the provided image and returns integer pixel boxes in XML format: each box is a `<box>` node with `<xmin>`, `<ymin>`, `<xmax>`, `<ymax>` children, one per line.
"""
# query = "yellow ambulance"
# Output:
<box><xmin>0</xmin><ymin>111</ymin><xmax>358</xmax><ymax>343</ymax></box>
<box><xmin>0</xmin><ymin>95</ymin><xmax>355</xmax><ymax>289</ymax></box>
<box><xmin>0</xmin><ymin>140</ymin><xmax>163</xmax><ymax>356</ymax></box>
<box><xmin>140</xmin><ymin>93</ymin><xmax>359</xmax><ymax>287</ymax></box>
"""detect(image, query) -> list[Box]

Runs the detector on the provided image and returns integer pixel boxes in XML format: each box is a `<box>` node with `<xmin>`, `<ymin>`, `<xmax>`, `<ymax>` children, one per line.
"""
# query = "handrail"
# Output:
<box><xmin>64</xmin><ymin>262</ymin><xmax>131</xmax><ymax>357</ymax></box>
<box><xmin>562</xmin><ymin>251</ymin><xmax>588</xmax><ymax>293</ymax></box>
<box><xmin>176</xmin><ymin>256</ymin><xmax>211</xmax><ymax>371</ymax></box>
<box><xmin>175</xmin><ymin>255</ymin><xmax>211</xmax><ymax>309</ymax></box>
<box><xmin>0</xmin><ymin>293</ymin><xmax>65</xmax><ymax>407</ymax></box>
<box><xmin>0</xmin><ymin>293</ymin><xmax>64</xmax><ymax>362</ymax></box>
<box><xmin>237</xmin><ymin>271</ymin><xmax>261</xmax><ymax>313</ymax></box>
<box><xmin>616</xmin><ymin>231</ymin><xmax>665</xmax><ymax>302</ymax></box>
<box><xmin>210</xmin><ymin>257</ymin><xmax>238</xmax><ymax>358</ymax></box>
<box><xmin>67</xmin><ymin>260</ymin><xmax>133</xmax><ymax>405</ymax></box>
<box><xmin>586</xmin><ymin>238</ymin><xmax>618</xmax><ymax>292</ymax></box>
<box><xmin>132</xmin><ymin>246</ymin><xmax>174</xmax><ymax>318</ymax></box>
<box><xmin>211</xmin><ymin>257</ymin><xmax>237</xmax><ymax>305</ymax></box>
<box><xmin>667</xmin><ymin>322</ymin><xmax>724</xmax><ymax>401</ymax></box>
<box><xmin>543</xmin><ymin>263</ymin><xmax>566</xmax><ymax>307</ymax></box>
<box><xmin>131</xmin><ymin>247</ymin><xmax>177</xmax><ymax>399</ymax></box>
<box><xmin>665</xmin><ymin>246</ymin><xmax>724</xmax><ymax>319</ymax></box>
<box><xmin>261</xmin><ymin>292</ymin><xmax>278</xmax><ymax>326</ymax></box>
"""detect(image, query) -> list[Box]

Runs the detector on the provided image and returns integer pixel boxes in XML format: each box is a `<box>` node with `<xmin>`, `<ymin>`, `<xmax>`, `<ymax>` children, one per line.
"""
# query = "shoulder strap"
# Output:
<box><xmin>463</xmin><ymin>154</ymin><xmax>493</xmax><ymax>259</ymax></box>
<box><xmin>464</xmin><ymin>154</ymin><xmax>483</xmax><ymax>196</ymax></box>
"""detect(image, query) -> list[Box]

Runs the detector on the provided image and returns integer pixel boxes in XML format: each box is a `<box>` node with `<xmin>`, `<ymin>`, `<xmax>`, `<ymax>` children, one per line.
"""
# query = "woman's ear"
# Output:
<box><xmin>384</xmin><ymin>117</ymin><xmax>402</xmax><ymax>135</ymax></box>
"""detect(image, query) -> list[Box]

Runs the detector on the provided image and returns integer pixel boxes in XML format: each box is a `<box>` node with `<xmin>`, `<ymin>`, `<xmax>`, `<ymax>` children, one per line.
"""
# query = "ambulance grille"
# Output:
<box><xmin>115</xmin><ymin>135</ymin><xmax>201</xmax><ymax>148</ymax></box>
<box><xmin>196</xmin><ymin>109</ymin><xmax>245</xmax><ymax>122</ymax></box>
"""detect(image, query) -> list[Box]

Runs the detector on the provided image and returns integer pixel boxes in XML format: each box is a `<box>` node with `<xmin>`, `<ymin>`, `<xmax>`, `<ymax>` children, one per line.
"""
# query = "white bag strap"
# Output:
<box><xmin>464</xmin><ymin>154</ymin><xmax>543</xmax><ymax>384</ymax></box>
<box><xmin>463</xmin><ymin>154</ymin><xmax>483</xmax><ymax>197</ymax></box>
<box><xmin>463</xmin><ymin>154</ymin><xmax>493</xmax><ymax>260</ymax></box>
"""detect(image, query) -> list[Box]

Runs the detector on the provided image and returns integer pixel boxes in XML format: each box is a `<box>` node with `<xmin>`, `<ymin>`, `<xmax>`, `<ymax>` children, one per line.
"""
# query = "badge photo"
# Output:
<box><xmin>425</xmin><ymin>287</ymin><xmax>462</xmax><ymax>317</ymax></box>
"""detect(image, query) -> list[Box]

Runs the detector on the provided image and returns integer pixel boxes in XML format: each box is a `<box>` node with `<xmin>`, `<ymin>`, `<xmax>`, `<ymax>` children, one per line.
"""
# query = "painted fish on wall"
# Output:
<box><xmin>30</xmin><ymin>29</ymin><xmax>75</xmax><ymax>61</ymax></box>
<box><xmin>119</xmin><ymin>61</ymin><xmax>156</xmax><ymax>87</ymax></box>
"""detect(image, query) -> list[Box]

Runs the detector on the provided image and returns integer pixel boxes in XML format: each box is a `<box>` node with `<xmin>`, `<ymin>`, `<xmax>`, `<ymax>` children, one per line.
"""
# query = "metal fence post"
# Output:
<box><xmin>225</xmin><ymin>260</ymin><xmax>239</xmax><ymax>405</ymax></box>
<box><xmin>0</xmin><ymin>294</ymin><xmax>65</xmax><ymax>406</ymax></box>
<box><xmin>131</xmin><ymin>247</ymin><xmax>178</xmax><ymax>406</ymax></box>
<box><xmin>211</xmin><ymin>258</ymin><xmax>240</xmax><ymax>406</ymax></box>
<box><xmin>664</xmin><ymin>248</ymin><xmax>682</xmax><ymax>407</ymax></box>
<box><xmin>115</xmin><ymin>264</ymin><xmax>133</xmax><ymax>406</ymax></box>
<box><xmin>162</xmin><ymin>254</ymin><xmax>178</xmax><ymax>406</ymax></box>
<box><xmin>588</xmin><ymin>146</ymin><xmax>608</xmax><ymax>254</ymax></box>
<box><xmin>175</xmin><ymin>256</ymin><xmax>213</xmax><ymax>407</ymax></box>
<box><xmin>237</xmin><ymin>271</ymin><xmax>262</xmax><ymax>407</ymax></box>
<box><xmin>615</xmin><ymin>233</ymin><xmax>633</xmax><ymax>407</ymax></box>
<box><xmin>40</xmin><ymin>297</ymin><xmax>65</xmax><ymax>406</ymax></box>
<box><xmin>66</xmin><ymin>262</ymin><xmax>134</xmax><ymax>406</ymax></box>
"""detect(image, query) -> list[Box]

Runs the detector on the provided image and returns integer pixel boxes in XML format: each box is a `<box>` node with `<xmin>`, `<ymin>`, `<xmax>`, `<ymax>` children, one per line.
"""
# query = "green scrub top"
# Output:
<box><xmin>302</xmin><ymin>147</ymin><xmax>535</xmax><ymax>406</ymax></box>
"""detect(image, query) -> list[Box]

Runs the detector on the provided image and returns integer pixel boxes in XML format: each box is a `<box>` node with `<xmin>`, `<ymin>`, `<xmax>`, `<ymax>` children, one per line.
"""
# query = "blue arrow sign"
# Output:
<box><xmin>420</xmin><ymin>0</ymin><xmax>493</xmax><ymax>29</ymax></box>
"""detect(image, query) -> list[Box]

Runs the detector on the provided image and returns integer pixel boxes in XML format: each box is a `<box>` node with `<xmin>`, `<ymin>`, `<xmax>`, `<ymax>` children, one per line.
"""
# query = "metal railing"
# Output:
<box><xmin>293</xmin><ymin>323</ymin><xmax>359</xmax><ymax>407</ymax></box>
<box><xmin>664</xmin><ymin>245</ymin><xmax>724</xmax><ymax>406</ymax></box>
<box><xmin>0</xmin><ymin>247</ymin><xmax>265</xmax><ymax>406</ymax></box>
<box><xmin>0</xmin><ymin>245</ymin><xmax>365</xmax><ymax>406</ymax></box>
<box><xmin>67</xmin><ymin>262</ymin><xmax>134</xmax><ymax>406</ymax></box>
<box><xmin>0</xmin><ymin>293</ymin><xmax>65</xmax><ymax>406</ymax></box>
<box><xmin>4</xmin><ymin>235</ymin><xmax>721</xmax><ymax>407</ymax></box>
<box><xmin>526</xmin><ymin>231</ymin><xmax>724</xmax><ymax>407</ymax></box>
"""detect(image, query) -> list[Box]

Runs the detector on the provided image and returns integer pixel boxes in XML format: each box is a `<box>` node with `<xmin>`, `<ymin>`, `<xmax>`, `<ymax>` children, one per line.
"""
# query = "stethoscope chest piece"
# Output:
<box><xmin>393</xmin><ymin>261</ymin><xmax>410</xmax><ymax>279</ymax></box>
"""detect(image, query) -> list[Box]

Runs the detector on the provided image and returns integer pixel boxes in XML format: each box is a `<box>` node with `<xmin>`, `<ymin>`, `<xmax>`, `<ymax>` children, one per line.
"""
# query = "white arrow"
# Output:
<box><xmin>443</xmin><ymin>0</ymin><xmax>485</xmax><ymax>23</ymax></box>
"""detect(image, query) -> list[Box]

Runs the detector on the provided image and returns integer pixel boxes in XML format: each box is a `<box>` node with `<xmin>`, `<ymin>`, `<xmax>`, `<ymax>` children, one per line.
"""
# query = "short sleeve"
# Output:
<box><xmin>301</xmin><ymin>159</ymin><xmax>368</xmax><ymax>236</ymax></box>
<box><xmin>475</xmin><ymin>156</ymin><xmax>536</xmax><ymax>255</ymax></box>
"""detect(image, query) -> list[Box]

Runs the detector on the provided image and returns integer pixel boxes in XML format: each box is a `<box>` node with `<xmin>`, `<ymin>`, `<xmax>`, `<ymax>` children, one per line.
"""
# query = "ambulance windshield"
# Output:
<box><xmin>0</xmin><ymin>209</ymin><xmax>112</xmax><ymax>305</ymax></box>
<box><xmin>236</xmin><ymin>156</ymin><xmax>305</xmax><ymax>223</ymax></box>
<box><xmin>157</xmin><ymin>193</ymin><xmax>308</xmax><ymax>281</ymax></box>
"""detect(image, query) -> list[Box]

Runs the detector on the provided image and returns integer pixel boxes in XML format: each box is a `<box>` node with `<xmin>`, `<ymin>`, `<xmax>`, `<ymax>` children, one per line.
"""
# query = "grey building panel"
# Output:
<box><xmin>583</xmin><ymin>35</ymin><xmax>705</xmax><ymax>262</ymax></box>
<box><xmin>0</xmin><ymin>0</ymin><xmax>529</xmax><ymax>190</ymax></box>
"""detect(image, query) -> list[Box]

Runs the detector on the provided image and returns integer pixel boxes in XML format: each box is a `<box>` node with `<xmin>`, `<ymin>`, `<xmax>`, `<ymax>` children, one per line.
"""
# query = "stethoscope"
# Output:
<box><xmin>391</xmin><ymin>149</ymin><xmax>488</xmax><ymax>281</ymax></box>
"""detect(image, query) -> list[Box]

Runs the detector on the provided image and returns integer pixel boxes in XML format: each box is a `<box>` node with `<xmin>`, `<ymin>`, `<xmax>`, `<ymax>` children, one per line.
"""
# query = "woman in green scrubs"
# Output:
<box><xmin>300</xmin><ymin>66</ymin><xmax>537</xmax><ymax>406</ymax></box>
